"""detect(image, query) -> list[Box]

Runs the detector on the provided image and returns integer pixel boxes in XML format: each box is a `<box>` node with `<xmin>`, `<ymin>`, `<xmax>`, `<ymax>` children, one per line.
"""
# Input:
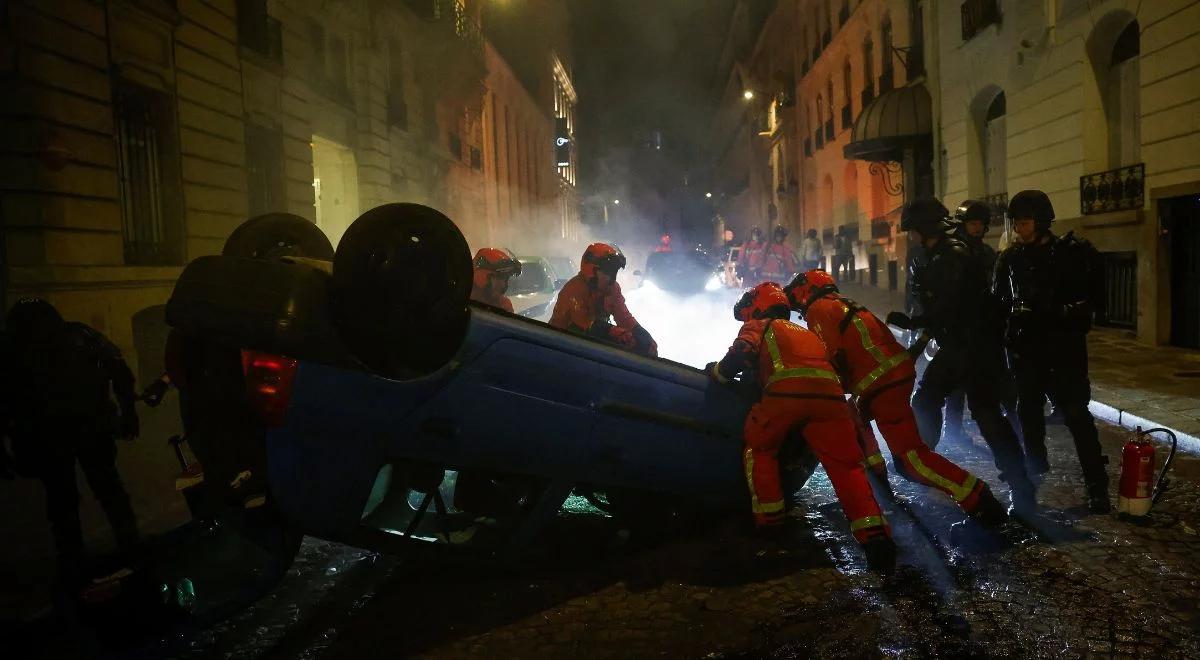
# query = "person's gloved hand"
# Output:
<box><xmin>885</xmin><ymin>311</ymin><xmax>913</xmax><ymax>330</ymax></box>
<box><xmin>705</xmin><ymin>361</ymin><xmax>724</xmax><ymax>383</ymax></box>
<box><xmin>608</xmin><ymin>326</ymin><xmax>635</xmax><ymax>347</ymax></box>
<box><xmin>119</xmin><ymin>407</ymin><xmax>140</xmax><ymax>441</ymax></box>
<box><xmin>141</xmin><ymin>378</ymin><xmax>169</xmax><ymax>407</ymax></box>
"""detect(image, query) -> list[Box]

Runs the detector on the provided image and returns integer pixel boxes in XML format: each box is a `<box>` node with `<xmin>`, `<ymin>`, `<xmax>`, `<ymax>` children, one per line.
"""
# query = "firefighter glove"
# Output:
<box><xmin>706</xmin><ymin>361</ymin><xmax>729</xmax><ymax>385</ymax></box>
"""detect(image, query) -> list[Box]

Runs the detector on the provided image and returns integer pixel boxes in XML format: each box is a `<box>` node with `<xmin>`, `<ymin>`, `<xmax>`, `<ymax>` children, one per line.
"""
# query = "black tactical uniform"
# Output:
<box><xmin>994</xmin><ymin>190</ymin><xmax>1110</xmax><ymax>513</ymax></box>
<box><xmin>942</xmin><ymin>200</ymin><xmax>1019</xmax><ymax>446</ymax></box>
<box><xmin>887</xmin><ymin>199</ymin><xmax>1037</xmax><ymax>515</ymax></box>
<box><xmin>0</xmin><ymin>299</ymin><xmax>140</xmax><ymax>573</ymax></box>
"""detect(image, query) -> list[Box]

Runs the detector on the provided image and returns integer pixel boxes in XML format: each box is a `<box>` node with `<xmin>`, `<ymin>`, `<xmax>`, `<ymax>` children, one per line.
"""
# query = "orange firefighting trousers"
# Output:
<box><xmin>859</xmin><ymin>377</ymin><xmax>985</xmax><ymax>512</ymax></box>
<box><xmin>743</xmin><ymin>394</ymin><xmax>889</xmax><ymax>543</ymax></box>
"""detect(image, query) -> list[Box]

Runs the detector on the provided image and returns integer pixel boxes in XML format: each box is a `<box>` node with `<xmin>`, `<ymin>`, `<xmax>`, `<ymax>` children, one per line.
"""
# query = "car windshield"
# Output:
<box><xmin>509</xmin><ymin>261</ymin><xmax>550</xmax><ymax>295</ymax></box>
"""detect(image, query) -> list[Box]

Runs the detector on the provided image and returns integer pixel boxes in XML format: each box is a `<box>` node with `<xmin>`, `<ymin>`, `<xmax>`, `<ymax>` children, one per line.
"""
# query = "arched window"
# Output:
<box><xmin>843</xmin><ymin>59</ymin><xmax>853</xmax><ymax>113</ymax></box>
<box><xmin>1108</xmin><ymin>21</ymin><xmax>1140</xmax><ymax>167</ymax></box>
<box><xmin>983</xmin><ymin>92</ymin><xmax>1007</xmax><ymax>196</ymax></box>
<box><xmin>881</xmin><ymin>14</ymin><xmax>894</xmax><ymax>86</ymax></box>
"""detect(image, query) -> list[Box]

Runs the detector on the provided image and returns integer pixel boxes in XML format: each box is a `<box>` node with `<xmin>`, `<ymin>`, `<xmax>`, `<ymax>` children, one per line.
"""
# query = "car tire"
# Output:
<box><xmin>332</xmin><ymin>203</ymin><xmax>472</xmax><ymax>377</ymax></box>
<box><xmin>222</xmin><ymin>212</ymin><xmax>335</xmax><ymax>261</ymax></box>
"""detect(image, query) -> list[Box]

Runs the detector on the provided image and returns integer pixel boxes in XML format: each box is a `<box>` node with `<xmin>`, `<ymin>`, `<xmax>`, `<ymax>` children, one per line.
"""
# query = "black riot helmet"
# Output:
<box><xmin>749</xmin><ymin>226</ymin><xmax>764</xmax><ymax>243</ymax></box>
<box><xmin>900</xmin><ymin>198</ymin><xmax>953</xmax><ymax>237</ymax></box>
<box><xmin>955</xmin><ymin>199</ymin><xmax>993</xmax><ymax>228</ymax></box>
<box><xmin>5</xmin><ymin>297</ymin><xmax>65</xmax><ymax>342</ymax></box>
<box><xmin>772</xmin><ymin>225</ymin><xmax>789</xmax><ymax>243</ymax></box>
<box><xmin>1007</xmin><ymin>190</ymin><xmax>1055</xmax><ymax>231</ymax></box>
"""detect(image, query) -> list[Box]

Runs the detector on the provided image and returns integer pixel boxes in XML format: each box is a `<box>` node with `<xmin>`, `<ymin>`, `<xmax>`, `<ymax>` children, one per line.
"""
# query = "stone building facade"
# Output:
<box><xmin>0</xmin><ymin>0</ymin><xmax>581</xmax><ymax>378</ymax></box>
<box><xmin>933</xmin><ymin>0</ymin><xmax>1200</xmax><ymax>347</ymax></box>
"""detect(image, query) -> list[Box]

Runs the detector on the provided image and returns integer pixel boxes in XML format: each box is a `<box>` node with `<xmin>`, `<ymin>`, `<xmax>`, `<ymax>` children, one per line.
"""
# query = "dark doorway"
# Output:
<box><xmin>1163</xmin><ymin>194</ymin><xmax>1200</xmax><ymax>349</ymax></box>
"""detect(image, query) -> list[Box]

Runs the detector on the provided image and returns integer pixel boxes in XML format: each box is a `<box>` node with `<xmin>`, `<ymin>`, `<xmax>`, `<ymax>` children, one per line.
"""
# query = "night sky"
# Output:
<box><xmin>568</xmin><ymin>0</ymin><xmax>735</xmax><ymax>185</ymax></box>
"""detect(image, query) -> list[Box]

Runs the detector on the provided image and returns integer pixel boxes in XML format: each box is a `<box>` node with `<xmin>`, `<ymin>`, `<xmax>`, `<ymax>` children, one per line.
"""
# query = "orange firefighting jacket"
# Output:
<box><xmin>804</xmin><ymin>295</ymin><xmax>914</xmax><ymax>396</ymax></box>
<box><xmin>549</xmin><ymin>274</ymin><xmax>637</xmax><ymax>333</ymax></box>
<box><xmin>716</xmin><ymin>318</ymin><xmax>844</xmax><ymax>398</ymax></box>
<box><xmin>760</xmin><ymin>243</ymin><xmax>798</xmax><ymax>279</ymax></box>
<box><xmin>743</xmin><ymin>240</ymin><xmax>766</xmax><ymax>271</ymax></box>
<box><xmin>470</xmin><ymin>285</ymin><xmax>514</xmax><ymax>314</ymax></box>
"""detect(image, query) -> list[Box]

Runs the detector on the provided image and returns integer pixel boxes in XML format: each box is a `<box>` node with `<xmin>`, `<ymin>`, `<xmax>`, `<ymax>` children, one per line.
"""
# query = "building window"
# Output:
<box><xmin>245</xmin><ymin>123</ymin><xmax>285</xmax><ymax>218</ymax></box>
<box><xmin>842</xmin><ymin>60</ymin><xmax>854</xmax><ymax>128</ymax></box>
<box><xmin>115</xmin><ymin>82</ymin><xmax>182</xmax><ymax>266</ymax></box>
<box><xmin>236</xmin><ymin>0</ymin><xmax>282</xmax><ymax>63</ymax></box>
<box><xmin>306</xmin><ymin>20</ymin><xmax>325</xmax><ymax>80</ymax></box>
<box><xmin>983</xmin><ymin>92</ymin><xmax>1006</xmax><ymax>197</ymax></box>
<box><xmin>1108</xmin><ymin>21</ymin><xmax>1140</xmax><ymax>168</ymax></box>
<box><xmin>881</xmin><ymin>15</ymin><xmax>894</xmax><ymax>91</ymax></box>
<box><xmin>961</xmin><ymin>0</ymin><xmax>1001</xmax><ymax>42</ymax></box>
<box><xmin>909</xmin><ymin>2</ymin><xmax>926</xmax><ymax>78</ymax></box>
<box><xmin>825</xmin><ymin>79</ymin><xmax>835</xmax><ymax>139</ymax></box>
<box><xmin>862</xmin><ymin>37</ymin><xmax>875</xmax><ymax>104</ymax></box>
<box><xmin>328</xmin><ymin>35</ymin><xmax>349</xmax><ymax>89</ymax></box>
<box><xmin>449</xmin><ymin>131</ymin><xmax>462</xmax><ymax>160</ymax></box>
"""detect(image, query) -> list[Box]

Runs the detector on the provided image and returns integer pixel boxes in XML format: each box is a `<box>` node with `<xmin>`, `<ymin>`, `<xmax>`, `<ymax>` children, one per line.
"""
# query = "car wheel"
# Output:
<box><xmin>222</xmin><ymin>212</ymin><xmax>335</xmax><ymax>261</ymax></box>
<box><xmin>333</xmin><ymin>204</ymin><xmax>473</xmax><ymax>377</ymax></box>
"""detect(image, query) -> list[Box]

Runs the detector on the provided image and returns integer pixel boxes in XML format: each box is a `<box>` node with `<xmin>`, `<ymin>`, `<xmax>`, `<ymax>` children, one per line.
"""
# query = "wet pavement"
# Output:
<box><xmin>16</xmin><ymin>417</ymin><xmax>1195</xmax><ymax>659</ymax></box>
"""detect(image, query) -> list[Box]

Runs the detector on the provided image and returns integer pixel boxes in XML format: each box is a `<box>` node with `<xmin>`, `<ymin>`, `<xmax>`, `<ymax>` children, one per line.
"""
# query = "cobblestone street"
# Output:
<box><xmin>130</xmin><ymin>418</ymin><xmax>1200</xmax><ymax>660</ymax></box>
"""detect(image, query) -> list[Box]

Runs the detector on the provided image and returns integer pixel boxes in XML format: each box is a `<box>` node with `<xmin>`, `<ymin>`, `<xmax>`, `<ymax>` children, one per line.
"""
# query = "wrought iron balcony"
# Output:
<box><xmin>1080</xmin><ymin>163</ymin><xmax>1145</xmax><ymax>215</ymax></box>
<box><xmin>982</xmin><ymin>192</ymin><xmax>1008</xmax><ymax>222</ymax></box>
<box><xmin>961</xmin><ymin>0</ymin><xmax>1001</xmax><ymax>41</ymax></box>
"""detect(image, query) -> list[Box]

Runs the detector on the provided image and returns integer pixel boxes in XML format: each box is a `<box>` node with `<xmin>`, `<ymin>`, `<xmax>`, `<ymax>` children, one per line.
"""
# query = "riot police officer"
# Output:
<box><xmin>941</xmin><ymin>200</ymin><xmax>1020</xmax><ymax>446</ymax></box>
<box><xmin>993</xmin><ymin>190</ymin><xmax>1110</xmax><ymax>513</ymax></box>
<box><xmin>886</xmin><ymin>198</ymin><xmax>1037</xmax><ymax>516</ymax></box>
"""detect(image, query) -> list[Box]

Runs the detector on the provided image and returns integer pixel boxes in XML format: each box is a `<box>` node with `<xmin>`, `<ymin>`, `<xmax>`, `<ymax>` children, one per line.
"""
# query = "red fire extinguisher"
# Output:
<box><xmin>1117</xmin><ymin>426</ymin><xmax>1178</xmax><ymax>517</ymax></box>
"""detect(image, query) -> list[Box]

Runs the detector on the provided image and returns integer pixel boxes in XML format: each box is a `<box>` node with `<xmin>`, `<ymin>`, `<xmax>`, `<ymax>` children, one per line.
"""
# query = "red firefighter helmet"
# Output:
<box><xmin>472</xmin><ymin>248</ymin><xmax>522</xmax><ymax>289</ymax></box>
<box><xmin>580</xmin><ymin>243</ymin><xmax>627</xmax><ymax>279</ymax></box>
<box><xmin>733</xmin><ymin>282</ymin><xmax>792</xmax><ymax>322</ymax></box>
<box><xmin>785</xmin><ymin>269</ymin><xmax>838</xmax><ymax>314</ymax></box>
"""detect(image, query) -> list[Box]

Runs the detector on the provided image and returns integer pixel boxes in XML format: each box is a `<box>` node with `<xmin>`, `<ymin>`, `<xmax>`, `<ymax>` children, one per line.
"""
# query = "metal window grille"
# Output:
<box><xmin>1097</xmin><ymin>251</ymin><xmax>1137</xmax><ymax>329</ymax></box>
<box><xmin>116</xmin><ymin>89</ymin><xmax>171</xmax><ymax>265</ymax></box>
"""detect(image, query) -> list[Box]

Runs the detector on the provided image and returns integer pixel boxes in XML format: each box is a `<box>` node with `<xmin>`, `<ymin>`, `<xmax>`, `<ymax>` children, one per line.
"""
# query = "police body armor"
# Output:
<box><xmin>1000</xmin><ymin>231</ymin><xmax>1099</xmax><ymax>346</ymax></box>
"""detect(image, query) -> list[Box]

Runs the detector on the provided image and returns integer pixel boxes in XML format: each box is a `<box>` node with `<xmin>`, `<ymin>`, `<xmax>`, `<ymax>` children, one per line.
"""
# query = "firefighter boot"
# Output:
<box><xmin>1085</xmin><ymin>467</ymin><xmax>1112</xmax><ymax>515</ymax></box>
<box><xmin>950</xmin><ymin>486</ymin><xmax>1009</xmax><ymax>552</ymax></box>
<box><xmin>861</xmin><ymin>534</ymin><xmax>897</xmax><ymax>574</ymax></box>
<box><xmin>967</xmin><ymin>484</ymin><xmax>1008</xmax><ymax>528</ymax></box>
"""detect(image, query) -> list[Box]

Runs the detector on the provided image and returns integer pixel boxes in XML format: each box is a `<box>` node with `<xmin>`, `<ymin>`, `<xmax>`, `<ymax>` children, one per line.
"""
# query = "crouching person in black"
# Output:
<box><xmin>0</xmin><ymin>298</ymin><xmax>140</xmax><ymax>578</ymax></box>
<box><xmin>994</xmin><ymin>190</ymin><xmax>1110</xmax><ymax>514</ymax></box>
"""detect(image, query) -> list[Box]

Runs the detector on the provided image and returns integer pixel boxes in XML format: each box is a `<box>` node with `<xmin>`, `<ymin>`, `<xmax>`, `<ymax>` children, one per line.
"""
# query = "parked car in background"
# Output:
<box><xmin>509</xmin><ymin>256</ymin><xmax>562</xmax><ymax>321</ymax></box>
<box><xmin>639</xmin><ymin>247</ymin><xmax>722</xmax><ymax>296</ymax></box>
<box><xmin>545</xmin><ymin>257</ymin><xmax>576</xmax><ymax>285</ymax></box>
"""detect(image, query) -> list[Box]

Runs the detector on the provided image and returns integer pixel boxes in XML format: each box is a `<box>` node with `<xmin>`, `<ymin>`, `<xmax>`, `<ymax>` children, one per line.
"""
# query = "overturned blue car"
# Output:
<box><xmin>166</xmin><ymin>204</ymin><xmax>807</xmax><ymax>563</ymax></box>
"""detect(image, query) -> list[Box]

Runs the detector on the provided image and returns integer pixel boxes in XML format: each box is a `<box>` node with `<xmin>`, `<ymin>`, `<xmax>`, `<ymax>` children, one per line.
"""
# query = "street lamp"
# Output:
<box><xmin>613</xmin><ymin>199</ymin><xmax>621</xmax><ymax>205</ymax></box>
<box><xmin>705</xmin><ymin>192</ymin><xmax>713</xmax><ymax>199</ymax></box>
<box><xmin>743</xmin><ymin>90</ymin><xmax>755</xmax><ymax>100</ymax></box>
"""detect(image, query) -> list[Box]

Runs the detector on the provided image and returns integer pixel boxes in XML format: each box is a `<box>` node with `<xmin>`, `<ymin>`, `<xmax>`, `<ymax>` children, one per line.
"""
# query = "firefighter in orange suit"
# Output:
<box><xmin>709</xmin><ymin>283</ymin><xmax>895</xmax><ymax>571</ymax></box>
<box><xmin>470</xmin><ymin>248</ymin><xmax>522</xmax><ymax>314</ymax></box>
<box><xmin>784</xmin><ymin>269</ymin><xmax>1007</xmax><ymax>527</ymax></box>
<box><xmin>550</xmin><ymin>243</ymin><xmax>657</xmax><ymax>357</ymax></box>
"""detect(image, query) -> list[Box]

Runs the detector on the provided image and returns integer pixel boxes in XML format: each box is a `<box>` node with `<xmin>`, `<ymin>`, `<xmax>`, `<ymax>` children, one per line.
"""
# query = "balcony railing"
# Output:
<box><xmin>861</xmin><ymin>85</ymin><xmax>875</xmax><ymax>107</ymax></box>
<box><xmin>961</xmin><ymin>0</ymin><xmax>1001</xmax><ymax>41</ymax></box>
<box><xmin>841</xmin><ymin>105</ymin><xmax>853</xmax><ymax>131</ymax></box>
<box><xmin>879</xmin><ymin>68</ymin><xmax>894</xmax><ymax>93</ymax></box>
<box><xmin>824</xmin><ymin>119</ymin><xmax>834</xmax><ymax>141</ymax></box>
<box><xmin>1080</xmin><ymin>163</ymin><xmax>1144</xmax><ymax>215</ymax></box>
<box><xmin>982</xmin><ymin>192</ymin><xmax>1008</xmax><ymax>223</ymax></box>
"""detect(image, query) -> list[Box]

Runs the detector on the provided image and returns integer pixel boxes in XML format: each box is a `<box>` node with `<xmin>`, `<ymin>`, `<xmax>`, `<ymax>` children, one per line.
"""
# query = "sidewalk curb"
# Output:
<box><xmin>1087</xmin><ymin>400</ymin><xmax>1200</xmax><ymax>455</ymax></box>
<box><xmin>878</xmin><ymin>321</ymin><xmax>1200</xmax><ymax>455</ymax></box>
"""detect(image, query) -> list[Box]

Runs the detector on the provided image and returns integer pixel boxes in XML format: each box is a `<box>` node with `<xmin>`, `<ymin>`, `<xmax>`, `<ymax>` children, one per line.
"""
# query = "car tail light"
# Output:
<box><xmin>240</xmin><ymin>350</ymin><xmax>299</xmax><ymax>427</ymax></box>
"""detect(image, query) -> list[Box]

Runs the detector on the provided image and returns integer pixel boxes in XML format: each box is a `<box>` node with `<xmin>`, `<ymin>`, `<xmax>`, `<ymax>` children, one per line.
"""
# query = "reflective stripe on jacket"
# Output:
<box><xmin>719</xmin><ymin>318</ymin><xmax>844</xmax><ymax>396</ymax></box>
<box><xmin>804</xmin><ymin>295</ymin><xmax>913</xmax><ymax>395</ymax></box>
